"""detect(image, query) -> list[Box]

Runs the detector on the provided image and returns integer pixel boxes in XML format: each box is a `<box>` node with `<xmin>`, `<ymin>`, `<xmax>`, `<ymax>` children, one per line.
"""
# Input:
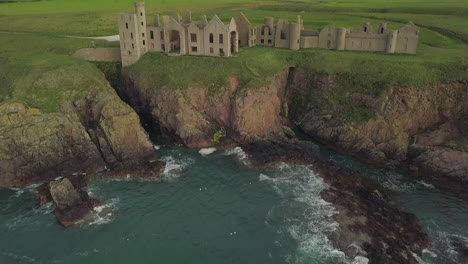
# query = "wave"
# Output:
<box><xmin>0</xmin><ymin>251</ymin><xmax>36</xmax><ymax>263</ymax></box>
<box><xmin>84</xmin><ymin>198</ymin><xmax>119</xmax><ymax>227</ymax></box>
<box><xmin>199</xmin><ymin>147</ymin><xmax>216</xmax><ymax>156</ymax></box>
<box><xmin>261</xmin><ymin>163</ymin><xmax>366</xmax><ymax>263</ymax></box>
<box><xmin>5</xmin><ymin>202</ymin><xmax>54</xmax><ymax>230</ymax></box>
<box><xmin>223</xmin><ymin>147</ymin><xmax>248</xmax><ymax>165</ymax></box>
<box><xmin>420</xmin><ymin>228</ymin><xmax>468</xmax><ymax>264</ymax></box>
<box><xmin>8</xmin><ymin>183</ymin><xmax>41</xmax><ymax>198</ymax></box>
<box><xmin>160</xmin><ymin>154</ymin><xmax>194</xmax><ymax>181</ymax></box>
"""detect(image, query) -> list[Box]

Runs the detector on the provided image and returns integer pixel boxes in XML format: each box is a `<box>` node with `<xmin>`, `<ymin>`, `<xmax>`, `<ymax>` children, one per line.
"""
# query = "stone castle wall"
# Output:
<box><xmin>118</xmin><ymin>2</ymin><xmax>420</xmax><ymax>67</ymax></box>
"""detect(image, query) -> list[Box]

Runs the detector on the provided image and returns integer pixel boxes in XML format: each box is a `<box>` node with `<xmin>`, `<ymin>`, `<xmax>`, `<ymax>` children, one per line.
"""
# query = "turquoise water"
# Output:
<box><xmin>1</xmin><ymin>145</ymin><xmax>467</xmax><ymax>264</ymax></box>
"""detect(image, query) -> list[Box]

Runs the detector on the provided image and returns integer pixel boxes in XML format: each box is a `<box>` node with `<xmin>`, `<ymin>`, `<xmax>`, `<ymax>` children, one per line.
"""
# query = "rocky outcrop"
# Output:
<box><xmin>242</xmin><ymin>139</ymin><xmax>429</xmax><ymax>263</ymax></box>
<box><xmin>37</xmin><ymin>175</ymin><xmax>106</xmax><ymax>227</ymax></box>
<box><xmin>319</xmin><ymin>164</ymin><xmax>429</xmax><ymax>264</ymax></box>
<box><xmin>0</xmin><ymin>85</ymin><xmax>164</xmax><ymax>187</ymax></box>
<box><xmin>288</xmin><ymin>70</ymin><xmax>468</xmax><ymax>200</ymax></box>
<box><xmin>48</xmin><ymin>177</ymin><xmax>98</xmax><ymax>227</ymax></box>
<box><xmin>121</xmin><ymin>71</ymin><xmax>289</xmax><ymax>148</ymax></box>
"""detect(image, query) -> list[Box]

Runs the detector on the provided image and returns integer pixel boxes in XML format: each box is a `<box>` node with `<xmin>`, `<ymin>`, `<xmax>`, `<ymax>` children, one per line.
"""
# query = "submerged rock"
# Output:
<box><xmin>316</xmin><ymin>162</ymin><xmax>429</xmax><ymax>264</ymax></box>
<box><xmin>241</xmin><ymin>138</ymin><xmax>319</xmax><ymax>168</ymax></box>
<box><xmin>243</xmin><ymin>139</ymin><xmax>429</xmax><ymax>263</ymax></box>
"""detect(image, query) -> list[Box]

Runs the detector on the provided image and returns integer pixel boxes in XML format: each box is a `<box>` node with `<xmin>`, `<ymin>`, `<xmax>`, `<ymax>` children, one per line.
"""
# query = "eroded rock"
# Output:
<box><xmin>121</xmin><ymin>70</ymin><xmax>289</xmax><ymax>148</ymax></box>
<box><xmin>289</xmin><ymin>71</ymin><xmax>468</xmax><ymax>201</ymax></box>
<box><xmin>242</xmin><ymin>139</ymin><xmax>429</xmax><ymax>263</ymax></box>
<box><xmin>46</xmin><ymin>177</ymin><xmax>98</xmax><ymax>227</ymax></box>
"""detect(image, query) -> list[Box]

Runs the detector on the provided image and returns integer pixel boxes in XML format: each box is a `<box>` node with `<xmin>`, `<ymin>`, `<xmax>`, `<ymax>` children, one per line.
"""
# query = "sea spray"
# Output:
<box><xmin>85</xmin><ymin>198</ymin><xmax>120</xmax><ymax>226</ymax></box>
<box><xmin>199</xmin><ymin>147</ymin><xmax>216</xmax><ymax>156</ymax></box>
<box><xmin>260</xmin><ymin>163</ymin><xmax>367</xmax><ymax>264</ymax></box>
<box><xmin>161</xmin><ymin>154</ymin><xmax>194</xmax><ymax>181</ymax></box>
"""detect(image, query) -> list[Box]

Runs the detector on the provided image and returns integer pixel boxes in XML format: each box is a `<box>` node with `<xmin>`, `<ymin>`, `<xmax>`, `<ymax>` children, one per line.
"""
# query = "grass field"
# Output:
<box><xmin>0</xmin><ymin>0</ymin><xmax>467</xmax><ymax>115</ymax></box>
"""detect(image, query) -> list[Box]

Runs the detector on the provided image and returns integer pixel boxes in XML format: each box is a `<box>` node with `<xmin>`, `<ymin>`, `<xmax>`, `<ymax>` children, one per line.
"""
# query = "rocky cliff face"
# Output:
<box><xmin>120</xmin><ymin>71</ymin><xmax>290</xmax><ymax>148</ymax></box>
<box><xmin>288</xmin><ymin>69</ymin><xmax>468</xmax><ymax>201</ymax></box>
<box><xmin>0</xmin><ymin>82</ymin><xmax>163</xmax><ymax>187</ymax></box>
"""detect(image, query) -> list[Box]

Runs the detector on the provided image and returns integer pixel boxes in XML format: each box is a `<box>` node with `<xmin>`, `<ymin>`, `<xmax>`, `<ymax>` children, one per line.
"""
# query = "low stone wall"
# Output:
<box><xmin>73</xmin><ymin>48</ymin><xmax>121</xmax><ymax>62</ymax></box>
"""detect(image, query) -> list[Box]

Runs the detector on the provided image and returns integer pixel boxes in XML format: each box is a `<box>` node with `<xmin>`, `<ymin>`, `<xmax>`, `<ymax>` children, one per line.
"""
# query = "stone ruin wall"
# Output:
<box><xmin>114</xmin><ymin>2</ymin><xmax>419</xmax><ymax>67</ymax></box>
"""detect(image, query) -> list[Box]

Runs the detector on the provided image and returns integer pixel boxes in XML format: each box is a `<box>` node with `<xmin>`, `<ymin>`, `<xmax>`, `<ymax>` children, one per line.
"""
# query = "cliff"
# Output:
<box><xmin>0</xmin><ymin>61</ymin><xmax>163</xmax><ymax>187</ymax></box>
<box><xmin>118</xmin><ymin>67</ymin><xmax>291</xmax><ymax>148</ymax></box>
<box><xmin>287</xmin><ymin>69</ymin><xmax>468</xmax><ymax>201</ymax></box>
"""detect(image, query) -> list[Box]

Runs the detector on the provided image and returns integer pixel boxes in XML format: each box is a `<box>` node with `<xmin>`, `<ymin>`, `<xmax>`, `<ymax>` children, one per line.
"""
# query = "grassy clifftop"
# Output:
<box><xmin>126</xmin><ymin>44</ymin><xmax>467</xmax><ymax>92</ymax></box>
<box><xmin>0</xmin><ymin>0</ymin><xmax>467</xmax><ymax>114</ymax></box>
<box><xmin>0</xmin><ymin>34</ymin><xmax>111</xmax><ymax>112</ymax></box>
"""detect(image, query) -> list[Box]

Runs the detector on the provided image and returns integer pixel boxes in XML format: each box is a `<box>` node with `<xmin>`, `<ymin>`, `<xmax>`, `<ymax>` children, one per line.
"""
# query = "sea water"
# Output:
<box><xmin>0</xmin><ymin>145</ymin><xmax>467</xmax><ymax>264</ymax></box>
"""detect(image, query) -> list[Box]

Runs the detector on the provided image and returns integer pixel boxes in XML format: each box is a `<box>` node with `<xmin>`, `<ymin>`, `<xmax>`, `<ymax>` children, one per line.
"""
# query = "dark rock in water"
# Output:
<box><xmin>241</xmin><ymin>138</ymin><xmax>320</xmax><ymax>168</ymax></box>
<box><xmin>45</xmin><ymin>176</ymin><xmax>99</xmax><ymax>227</ymax></box>
<box><xmin>408</xmin><ymin>145</ymin><xmax>468</xmax><ymax>202</ymax></box>
<box><xmin>105</xmin><ymin>155</ymin><xmax>166</xmax><ymax>179</ymax></box>
<box><xmin>37</xmin><ymin>183</ymin><xmax>53</xmax><ymax>206</ymax></box>
<box><xmin>243</xmin><ymin>138</ymin><xmax>429</xmax><ymax>263</ymax></box>
<box><xmin>450</xmin><ymin>237</ymin><xmax>468</xmax><ymax>264</ymax></box>
<box><xmin>315</xmin><ymin>161</ymin><xmax>429</xmax><ymax>264</ymax></box>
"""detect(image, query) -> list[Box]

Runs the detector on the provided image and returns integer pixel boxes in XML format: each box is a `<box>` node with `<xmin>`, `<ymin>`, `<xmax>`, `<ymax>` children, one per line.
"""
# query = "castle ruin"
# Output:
<box><xmin>118</xmin><ymin>2</ymin><xmax>420</xmax><ymax>66</ymax></box>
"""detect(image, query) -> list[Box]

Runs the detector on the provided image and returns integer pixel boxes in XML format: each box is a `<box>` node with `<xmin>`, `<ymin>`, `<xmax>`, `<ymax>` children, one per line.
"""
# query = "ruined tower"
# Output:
<box><xmin>288</xmin><ymin>15</ymin><xmax>301</xmax><ymax>50</ymax></box>
<box><xmin>118</xmin><ymin>1</ymin><xmax>148</xmax><ymax>66</ymax></box>
<box><xmin>386</xmin><ymin>30</ymin><xmax>398</xmax><ymax>53</ymax></box>
<box><xmin>135</xmin><ymin>2</ymin><xmax>148</xmax><ymax>54</ymax></box>
<box><xmin>336</xmin><ymin>28</ymin><xmax>346</xmax><ymax>51</ymax></box>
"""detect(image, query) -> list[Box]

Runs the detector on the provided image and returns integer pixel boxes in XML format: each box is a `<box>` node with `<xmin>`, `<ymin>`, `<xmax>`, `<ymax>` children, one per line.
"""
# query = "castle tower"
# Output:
<box><xmin>386</xmin><ymin>30</ymin><xmax>397</xmax><ymax>53</ymax></box>
<box><xmin>336</xmin><ymin>28</ymin><xmax>346</xmax><ymax>50</ymax></box>
<box><xmin>288</xmin><ymin>16</ymin><xmax>301</xmax><ymax>51</ymax></box>
<box><xmin>135</xmin><ymin>2</ymin><xmax>148</xmax><ymax>54</ymax></box>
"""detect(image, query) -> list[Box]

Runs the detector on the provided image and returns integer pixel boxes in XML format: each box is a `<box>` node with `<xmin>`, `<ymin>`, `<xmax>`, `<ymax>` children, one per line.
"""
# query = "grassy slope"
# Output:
<box><xmin>0</xmin><ymin>0</ymin><xmax>467</xmax><ymax>117</ymax></box>
<box><xmin>0</xmin><ymin>33</ymin><xmax>110</xmax><ymax>112</ymax></box>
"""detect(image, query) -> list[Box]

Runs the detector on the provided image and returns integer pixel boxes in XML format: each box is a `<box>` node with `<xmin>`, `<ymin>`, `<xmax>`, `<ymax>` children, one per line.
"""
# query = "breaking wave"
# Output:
<box><xmin>261</xmin><ymin>163</ymin><xmax>367</xmax><ymax>263</ymax></box>
<box><xmin>199</xmin><ymin>147</ymin><xmax>216</xmax><ymax>156</ymax></box>
<box><xmin>5</xmin><ymin>202</ymin><xmax>54</xmax><ymax>230</ymax></box>
<box><xmin>85</xmin><ymin>198</ymin><xmax>119</xmax><ymax>227</ymax></box>
<box><xmin>160</xmin><ymin>154</ymin><xmax>194</xmax><ymax>181</ymax></box>
<box><xmin>223</xmin><ymin>147</ymin><xmax>248</xmax><ymax>164</ymax></box>
<box><xmin>8</xmin><ymin>183</ymin><xmax>41</xmax><ymax>198</ymax></box>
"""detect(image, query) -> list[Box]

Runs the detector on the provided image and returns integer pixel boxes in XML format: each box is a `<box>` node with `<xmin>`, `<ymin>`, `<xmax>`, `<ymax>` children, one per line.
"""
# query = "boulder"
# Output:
<box><xmin>47</xmin><ymin>177</ymin><xmax>97</xmax><ymax>227</ymax></box>
<box><xmin>49</xmin><ymin>178</ymin><xmax>82</xmax><ymax>210</ymax></box>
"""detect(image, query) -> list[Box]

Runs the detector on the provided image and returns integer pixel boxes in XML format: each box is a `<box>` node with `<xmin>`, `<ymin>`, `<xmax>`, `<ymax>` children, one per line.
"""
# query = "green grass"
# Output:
<box><xmin>0</xmin><ymin>0</ymin><xmax>467</xmax><ymax>117</ymax></box>
<box><xmin>0</xmin><ymin>33</ymin><xmax>111</xmax><ymax>112</ymax></box>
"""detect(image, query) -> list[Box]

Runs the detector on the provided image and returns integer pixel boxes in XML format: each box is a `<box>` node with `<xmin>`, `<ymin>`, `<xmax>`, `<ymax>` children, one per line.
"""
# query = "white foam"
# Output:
<box><xmin>199</xmin><ymin>147</ymin><xmax>216</xmax><ymax>156</ymax></box>
<box><xmin>262</xmin><ymin>164</ymin><xmax>355</xmax><ymax>263</ymax></box>
<box><xmin>0</xmin><ymin>251</ymin><xmax>36</xmax><ymax>263</ymax></box>
<box><xmin>161</xmin><ymin>155</ymin><xmax>194</xmax><ymax>181</ymax></box>
<box><xmin>224</xmin><ymin>147</ymin><xmax>247</xmax><ymax>159</ymax></box>
<box><xmin>259</xmin><ymin>173</ymin><xmax>272</xmax><ymax>181</ymax></box>
<box><xmin>9</xmin><ymin>183</ymin><xmax>41</xmax><ymax>198</ymax></box>
<box><xmin>418</xmin><ymin>180</ymin><xmax>435</xmax><ymax>189</ymax></box>
<box><xmin>5</xmin><ymin>202</ymin><xmax>54</xmax><ymax>230</ymax></box>
<box><xmin>352</xmin><ymin>256</ymin><xmax>369</xmax><ymax>264</ymax></box>
<box><xmin>86</xmin><ymin>198</ymin><xmax>119</xmax><ymax>226</ymax></box>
